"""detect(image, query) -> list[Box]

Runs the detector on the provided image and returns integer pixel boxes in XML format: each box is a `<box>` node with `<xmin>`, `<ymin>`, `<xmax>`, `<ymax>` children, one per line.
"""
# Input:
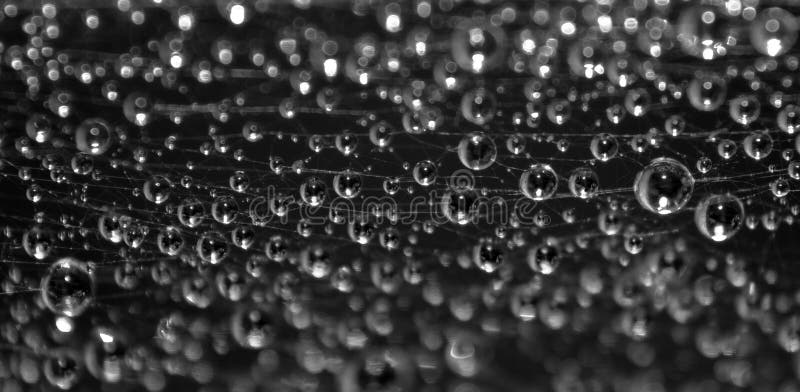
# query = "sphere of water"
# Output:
<box><xmin>182</xmin><ymin>276</ymin><xmax>215</xmax><ymax>308</ymax></box>
<box><xmin>157</xmin><ymin>226</ymin><xmax>184</xmax><ymax>256</ymax></box>
<box><xmin>729</xmin><ymin>95</ymin><xmax>761</xmax><ymax>125</ymax></box>
<box><xmin>520</xmin><ymin>164</ymin><xmax>558</xmax><ymax>201</ymax></box>
<box><xmin>75</xmin><ymin>118</ymin><xmax>113</xmax><ymax>155</ymax></box>
<box><xmin>451</xmin><ymin>22</ymin><xmax>506</xmax><ymax>74</ymax></box>
<box><xmin>300</xmin><ymin>177</ymin><xmax>328</xmax><ymax>206</ymax></box>
<box><xmin>211</xmin><ymin>195</ymin><xmax>239</xmax><ymax>224</ymax></box>
<box><xmin>178</xmin><ymin>198</ymin><xmax>205</xmax><ymax>228</ymax></box>
<box><xmin>229</xmin><ymin>171</ymin><xmax>250</xmax><ymax>192</ymax></box>
<box><xmin>379</xmin><ymin>228</ymin><xmax>401</xmax><ymax>250</ymax></box>
<box><xmin>71</xmin><ymin>153</ymin><xmax>94</xmax><ymax>175</ymax></box>
<box><xmin>457</xmin><ymin>132</ymin><xmax>497</xmax><ymax>171</ymax></box>
<box><xmin>23</xmin><ymin>225</ymin><xmax>54</xmax><ymax>260</ymax></box>
<box><xmin>440</xmin><ymin>189</ymin><xmax>479</xmax><ymax>225</ymax></box>
<box><xmin>419</xmin><ymin>106</ymin><xmax>444</xmax><ymax>131</ymax></box>
<box><xmin>665</xmin><ymin>115</ymin><xmax>686</xmax><ymax>137</ymax></box>
<box><xmin>41</xmin><ymin>258</ymin><xmax>94</xmax><ymax>317</ymax></box>
<box><xmin>84</xmin><ymin>327</ymin><xmax>128</xmax><ymax>383</ymax></box>
<box><xmin>634</xmin><ymin>157</ymin><xmax>695</xmax><ymax>215</ymax></box>
<box><xmin>369</xmin><ymin>121</ymin><xmax>394</xmax><ymax>148</ymax></box>
<box><xmin>473</xmin><ymin>239</ymin><xmax>504</xmax><ymax>273</ymax></box>
<box><xmin>122</xmin><ymin>92</ymin><xmax>155</xmax><ymax>126</ymax></box>
<box><xmin>348</xmin><ymin>218</ymin><xmax>377</xmax><ymax>245</ymax></box>
<box><xmin>717</xmin><ymin>139</ymin><xmax>738</xmax><ymax>159</ymax></box>
<box><xmin>26</xmin><ymin>113</ymin><xmax>55</xmax><ymax>143</ymax></box>
<box><xmin>743</xmin><ymin>132</ymin><xmax>773</xmax><ymax>161</ymax></box>
<box><xmin>637</xmin><ymin>17</ymin><xmax>675</xmax><ymax>57</ymax></box>
<box><xmin>48</xmin><ymin>90</ymin><xmax>75</xmax><ymax>118</ymax></box>
<box><xmin>333</xmin><ymin>170</ymin><xmax>363</xmax><ymax>199</ymax></box>
<box><xmin>624</xmin><ymin>88</ymin><xmax>651</xmax><ymax>117</ymax></box>
<box><xmin>590</xmin><ymin>133</ymin><xmax>619</xmax><ymax>162</ymax></box>
<box><xmin>196</xmin><ymin>231</ymin><xmax>229</xmax><ymax>264</ymax></box>
<box><xmin>624</xmin><ymin>235</ymin><xmax>644</xmax><ymax>255</ymax></box>
<box><xmin>546</xmin><ymin>99</ymin><xmax>572</xmax><ymax>125</ymax></box>
<box><xmin>528</xmin><ymin>244</ymin><xmax>560</xmax><ymax>275</ymax></box>
<box><xmin>241</xmin><ymin>121</ymin><xmax>264</xmax><ymax>142</ymax></box>
<box><xmin>771</xmin><ymin>177</ymin><xmax>791</xmax><ymax>198</ymax></box>
<box><xmin>98</xmin><ymin>214</ymin><xmax>124</xmax><ymax>243</ymax></box>
<box><xmin>750</xmin><ymin>7</ymin><xmax>798</xmax><ymax>57</ymax></box>
<box><xmin>677</xmin><ymin>6</ymin><xmax>735</xmax><ymax>60</ymax></box>
<box><xmin>122</xmin><ymin>222</ymin><xmax>148</xmax><ymax>248</ymax></box>
<box><xmin>506</xmin><ymin>134</ymin><xmax>526</xmax><ymax>155</ymax></box>
<box><xmin>567</xmin><ymin>40</ymin><xmax>603</xmax><ymax>79</ymax></box>
<box><xmin>401</xmin><ymin>111</ymin><xmax>427</xmax><ymax>135</ymax></box>
<box><xmin>606</xmin><ymin>54</ymin><xmax>640</xmax><ymax>87</ymax></box>
<box><xmin>606</xmin><ymin>104</ymin><xmax>626</xmax><ymax>125</ymax></box>
<box><xmin>445</xmin><ymin>332</ymin><xmax>490</xmax><ymax>377</ymax></box>
<box><xmin>460</xmin><ymin>88</ymin><xmax>497</xmax><ymax>125</ymax></box>
<box><xmin>270</xmin><ymin>193</ymin><xmax>292</xmax><ymax>217</ymax></box>
<box><xmin>335</xmin><ymin>132</ymin><xmax>359</xmax><ymax>157</ymax></box>
<box><xmin>300</xmin><ymin>245</ymin><xmax>332</xmax><ymax>278</ymax></box>
<box><xmin>697</xmin><ymin>157</ymin><xmax>713</xmax><ymax>174</ymax></box>
<box><xmin>568</xmin><ymin>167</ymin><xmax>600</xmax><ymax>199</ymax></box>
<box><xmin>413</xmin><ymin>160</ymin><xmax>437</xmax><ymax>186</ymax></box>
<box><xmin>143</xmin><ymin>175</ymin><xmax>172</xmax><ymax>204</ymax></box>
<box><xmin>231</xmin><ymin>308</ymin><xmax>276</xmax><ymax>349</ymax></box>
<box><xmin>266</xmin><ymin>235</ymin><xmax>289</xmax><ymax>262</ymax></box>
<box><xmin>687</xmin><ymin>74</ymin><xmax>727</xmax><ymax>112</ymax></box>
<box><xmin>383</xmin><ymin>177</ymin><xmax>401</xmax><ymax>195</ymax></box>
<box><xmin>694</xmin><ymin>193</ymin><xmax>744</xmax><ymax>242</ymax></box>
<box><xmin>778</xmin><ymin>105</ymin><xmax>800</xmax><ymax>134</ymax></box>
<box><xmin>789</xmin><ymin>161</ymin><xmax>800</xmax><ymax>180</ymax></box>
<box><xmin>43</xmin><ymin>350</ymin><xmax>81</xmax><ymax>389</ymax></box>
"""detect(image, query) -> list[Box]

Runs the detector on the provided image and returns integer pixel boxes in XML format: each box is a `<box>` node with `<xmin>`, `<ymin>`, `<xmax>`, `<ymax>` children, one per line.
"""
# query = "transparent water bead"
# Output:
<box><xmin>520</xmin><ymin>164</ymin><xmax>559</xmax><ymax>201</ymax></box>
<box><xmin>457</xmin><ymin>132</ymin><xmax>497</xmax><ymax>171</ymax></box>
<box><xmin>695</xmin><ymin>193</ymin><xmax>744</xmax><ymax>242</ymax></box>
<box><xmin>41</xmin><ymin>257</ymin><xmax>95</xmax><ymax>317</ymax></box>
<box><xmin>634</xmin><ymin>158</ymin><xmax>695</xmax><ymax>215</ymax></box>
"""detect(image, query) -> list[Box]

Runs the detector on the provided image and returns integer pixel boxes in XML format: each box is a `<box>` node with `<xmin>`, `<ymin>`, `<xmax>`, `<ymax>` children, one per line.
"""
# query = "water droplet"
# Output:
<box><xmin>75</xmin><ymin>118</ymin><xmax>113</xmax><ymax>155</ymax></box>
<box><xmin>568</xmin><ymin>167</ymin><xmax>600</xmax><ymax>199</ymax></box>
<box><xmin>143</xmin><ymin>175</ymin><xmax>172</xmax><ymax>204</ymax></box>
<box><xmin>634</xmin><ymin>158</ymin><xmax>694</xmax><ymax>215</ymax></box>
<box><xmin>590</xmin><ymin>133</ymin><xmax>619</xmax><ymax>162</ymax></box>
<box><xmin>457</xmin><ymin>132</ymin><xmax>497</xmax><ymax>171</ymax></box>
<box><xmin>694</xmin><ymin>193</ymin><xmax>744</xmax><ymax>242</ymax></box>
<box><xmin>300</xmin><ymin>177</ymin><xmax>328</xmax><ymax>206</ymax></box>
<box><xmin>460</xmin><ymin>88</ymin><xmax>497</xmax><ymax>125</ymax></box>
<box><xmin>413</xmin><ymin>160</ymin><xmax>437</xmax><ymax>186</ymax></box>
<box><xmin>750</xmin><ymin>7</ymin><xmax>798</xmax><ymax>57</ymax></box>
<box><xmin>520</xmin><ymin>164</ymin><xmax>558</xmax><ymax>201</ymax></box>
<box><xmin>333</xmin><ymin>170</ymin><xmax>363</xmax><ymax>199</ymax></box>
<box><xmin>687</xmin><ymin>74</ymin><xmax>726</xmax><ymax>112</ymax></box>
<box><xmin>41</xmin><ymin>257</ymin><xmax>94</xmax><ymax>317</ymax></box>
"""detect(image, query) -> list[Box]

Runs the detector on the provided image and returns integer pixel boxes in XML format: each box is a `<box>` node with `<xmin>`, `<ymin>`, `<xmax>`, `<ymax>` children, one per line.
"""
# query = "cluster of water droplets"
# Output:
<box><xmin>0</xmin><ymin>0</ymin><xmax>800</xmax><ymax>391</ymax></box>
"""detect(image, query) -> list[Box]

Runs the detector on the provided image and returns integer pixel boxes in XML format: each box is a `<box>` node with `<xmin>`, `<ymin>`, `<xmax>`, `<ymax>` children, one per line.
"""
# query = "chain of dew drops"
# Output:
<box><xmin>4</xmin><ymin>0</ymin><xmax>800</xmax><ymax>391</ymax></box>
